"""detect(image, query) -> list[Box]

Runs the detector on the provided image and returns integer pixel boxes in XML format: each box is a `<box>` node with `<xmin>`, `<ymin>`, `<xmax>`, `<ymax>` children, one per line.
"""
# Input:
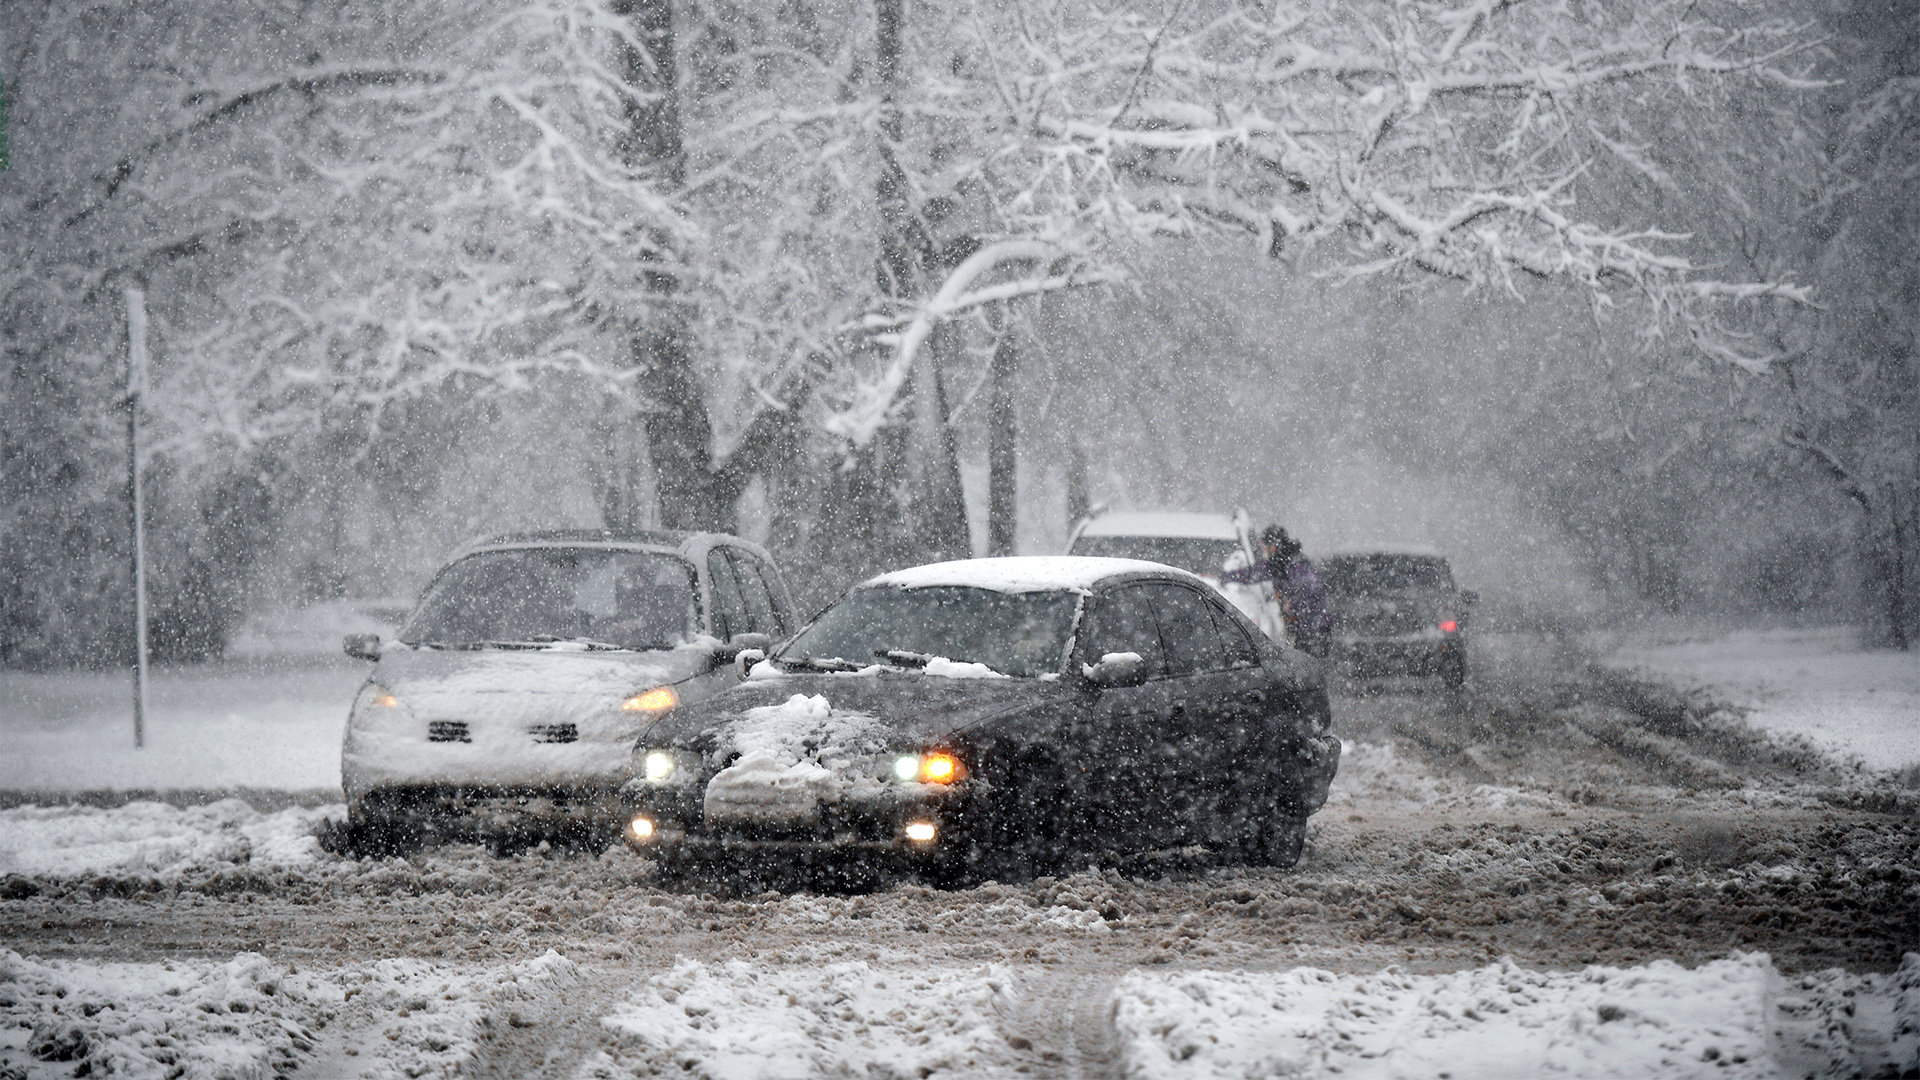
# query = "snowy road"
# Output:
<box><xmin>2</xmin><ymin>633</ymin><xmax>1916</xmax><ymax>1078</ymax></box>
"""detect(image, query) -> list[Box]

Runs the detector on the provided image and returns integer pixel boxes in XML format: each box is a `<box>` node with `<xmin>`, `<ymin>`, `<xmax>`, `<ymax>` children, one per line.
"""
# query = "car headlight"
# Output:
<box><xmin>622</xmin><ymin>686</ymin><xmax>678</xmax><ymax>712</ymax></box>
<box><xmin>641</xmin><ymin>749</ymin><xmax>677</xmax><ymax>783</ymax></box>
<box><xmin>893</xmin><ymin>752</ymin><xmax>964</xmax><ymax>784</ymax></box>
<box><xmin>350</xmin><ymin>681</ymin><xmax>402</xmax><ymax>717</ymax></box>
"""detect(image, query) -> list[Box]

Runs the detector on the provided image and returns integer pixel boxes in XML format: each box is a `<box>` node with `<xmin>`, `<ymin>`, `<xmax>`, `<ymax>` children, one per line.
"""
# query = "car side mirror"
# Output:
<box><xmin>1082</xmin><ymin>651</ymin><xmax>1147</xmax><ymax>688</ymax></box>
<box><xmin>1461</xmin><ymin>590</ymin><xmax>1480</xmax><ymax>605</ymax></box>
<box><xmin>711</xmin><ymin>632</ymin><xmax>773</xmax><ymax>663</ymax></box>
<box><xmin>343</xmin><ymin>633</ymin><xmax>382</xmax><ymax>662</ymax></box>
<box><xmin>734</xmin><ymin>648</ymin><xmax>767</xmax><ymax>678</ymax></box>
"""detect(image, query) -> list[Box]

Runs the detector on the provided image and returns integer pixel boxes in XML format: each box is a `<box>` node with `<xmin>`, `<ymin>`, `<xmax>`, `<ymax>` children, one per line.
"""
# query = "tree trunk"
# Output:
<box><xmin>986</xmin><ymin>317</ymin><xmax>1017</xmax><ymax>557</ymax></box>
<box><xmin>1066</xmin><ymin>439</ymin><xmax>1090</xmax><ymax>530</ymax></box>
<box><xmin>912</xmin><ymin>323</ymin><xmax>971</xmax><ymax>560</ymax></box>
<box><xmin>871</xmin><ymin>0</ymin><xmax>970</xmax><ymax>562</ymax></box>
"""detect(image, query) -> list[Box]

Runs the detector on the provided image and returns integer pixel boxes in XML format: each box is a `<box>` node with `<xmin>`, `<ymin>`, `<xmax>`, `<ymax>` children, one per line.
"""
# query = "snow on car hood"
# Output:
<box><xmin>343</xmin><ymin>644</ymin><xmax>714</xmax><ymax>794</ymax></box>
<box><xmin>645</xmin><ymin>670</ymin><xmax>1052</xmax><ymax>750</ymax></box>
<box><xmin>644</xmin><ymin>673</ymin><xmax>1063</xmax><ymax>827</ymax></box>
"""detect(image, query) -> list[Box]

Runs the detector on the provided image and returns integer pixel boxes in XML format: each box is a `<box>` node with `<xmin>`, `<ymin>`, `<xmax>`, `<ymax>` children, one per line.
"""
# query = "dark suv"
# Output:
<box><xmin>1319</xmin><ymin>550</ymin><xmax>1476</xmax><ymax>687</ymax></box>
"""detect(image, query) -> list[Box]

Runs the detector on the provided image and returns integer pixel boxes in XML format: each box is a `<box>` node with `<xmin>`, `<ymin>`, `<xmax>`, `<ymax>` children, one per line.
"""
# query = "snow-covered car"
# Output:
<box><xmin>1065</xmin><ymin>509</ymin><xmax>1285</xmax><ymax>642</ymax></box>
<box><xmin>333</xmin><ymin>530</ymin><xmax>796</xmax><ymax>855</ymax></box>
<box><xmin>619</xmin><ymin>556</ymin><xmax>1340</xmax><ymax>885</ymax></box>
<box><xmin>1319</xmin><ymin>548</ymin><xmax>1477</xmax><ymax>687</ymax></box>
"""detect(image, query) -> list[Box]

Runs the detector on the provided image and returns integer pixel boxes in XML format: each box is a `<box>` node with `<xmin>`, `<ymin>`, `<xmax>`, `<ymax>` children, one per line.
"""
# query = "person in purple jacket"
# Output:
<box><xmin>1221</xmin><ymin>525</ymin><xmax>1332</xmax><ymax>657</ymax></box>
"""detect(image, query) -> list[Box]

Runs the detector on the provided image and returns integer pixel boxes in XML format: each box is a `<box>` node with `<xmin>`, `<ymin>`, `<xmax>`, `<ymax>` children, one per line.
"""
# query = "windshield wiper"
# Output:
<box><xmin>875</xmin><ymin>649</ymin><xmax>932</xmax><ymax>668</ymax></box>
<box><xmin>778</xmin><ymin>655</ymin><xmax>867</xmax><ymax>672</ymax></box>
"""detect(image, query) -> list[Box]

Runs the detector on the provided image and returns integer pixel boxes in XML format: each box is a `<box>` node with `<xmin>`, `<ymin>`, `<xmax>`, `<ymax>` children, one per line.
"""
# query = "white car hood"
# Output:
<box><xmin>342</xmin><ymin>644</ymin><xmax>713</xmax><ymax>795</ymax></box>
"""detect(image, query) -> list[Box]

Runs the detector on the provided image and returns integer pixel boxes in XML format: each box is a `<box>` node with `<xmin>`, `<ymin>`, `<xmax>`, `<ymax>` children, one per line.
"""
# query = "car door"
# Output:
<box><xmin>1072</xmin><ymin>582</ymin><xmax>1176</xmax><ymax>853</ymax></box>
<box><xmin>1137</xmin><ymin>582</ymin><xmax>1246</xmax><ymax>845</ymax></box>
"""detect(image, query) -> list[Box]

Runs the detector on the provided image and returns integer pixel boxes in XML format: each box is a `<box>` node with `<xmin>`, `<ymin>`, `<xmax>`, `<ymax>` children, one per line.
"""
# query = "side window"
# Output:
<box><xmin>1076</xmin><ymin>585</ymin><xmax>1167</xmax><ymax>679</ymax></box>
<box><xmin>1205</xmin><ymin>594</ymin><xmax>1262</xmax><ymax>669</ymax></box>
<box><xmin>706</xmin><ymin>550</ymin><xmax>748</xmax><ymax>641</ymax></box>
<box><xmin>1145</xmin><ymin>584</ymin><xmax>1231</xmax><ymax>677</ymax></box>
<box><xmin>724</xmin><ymin>549</ymin><xmax>780</xmax><ymax>637</ymax></box>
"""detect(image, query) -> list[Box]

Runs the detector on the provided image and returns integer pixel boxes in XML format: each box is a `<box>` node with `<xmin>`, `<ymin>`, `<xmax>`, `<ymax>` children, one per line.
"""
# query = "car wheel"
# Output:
<box><xmin>1243</xmin><ymin>813</ymin><xmax>1308</xmax><ymax>869</ymax></box>
<box><xmin>321</xmin><ymin>811</ymin><xmax>422</xmax><ymax>859</ymax></box>
<box><xmin>1441</xmin><ymin>651</ymin><xmax>1467</xmax><ymax>689</ymax></box>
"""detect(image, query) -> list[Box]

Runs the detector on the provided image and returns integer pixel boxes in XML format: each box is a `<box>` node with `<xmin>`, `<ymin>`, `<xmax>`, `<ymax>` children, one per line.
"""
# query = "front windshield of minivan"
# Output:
<box><xmin>774</xmin><ymin>585</ymin><xmax>1080</xmax><ymax>678</ymax></box>
<box><xmin>401</xmin><ymin>548</ymin><xmax>700</xmax><ymax>650</ymax></box>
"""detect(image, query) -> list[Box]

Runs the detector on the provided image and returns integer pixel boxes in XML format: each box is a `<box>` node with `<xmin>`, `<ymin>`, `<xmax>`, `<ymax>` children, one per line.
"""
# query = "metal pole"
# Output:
<box><xmin>127</xmin><ymin>287</ymin><xmax>150</xmax><ymax>748</ymax></box>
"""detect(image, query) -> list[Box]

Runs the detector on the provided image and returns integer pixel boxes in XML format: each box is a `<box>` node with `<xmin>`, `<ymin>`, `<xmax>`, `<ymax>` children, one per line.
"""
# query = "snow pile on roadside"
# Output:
<box><xmin>1604</xmin><ymin>626</ymin><xmax>1920</xmax><ymax>772</ymax></box>
<box><xmin>1328</xmin><ymin>741</ymin><xmax>1572</xmax><ymax>813</ymax></box>
<box><xmin>0</xmin><ymin>949</ymin><xmax>578</xmax><ymax>1080</ymax></box>
<box><xmin>1113</xmin><ymin>952</ymin><xmax>1920</xmax><ymax>1080</ymax></box>
<box><xmin>586</xmin><ymin>956</ymin><xmax>1017</xmax><ymax>1080</ymax></box>
<box><xmin>0</xmin><ymin>799</ymin><xmax>340</xmax><ymax>878</ymax></box>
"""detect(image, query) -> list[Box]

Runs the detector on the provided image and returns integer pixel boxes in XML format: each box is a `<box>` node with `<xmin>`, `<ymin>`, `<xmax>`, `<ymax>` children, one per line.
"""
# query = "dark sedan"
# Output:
<box><xmin>620</xmin><ymin>556</ymin><xmax>1341</xmax><ymax>884</ymax></box>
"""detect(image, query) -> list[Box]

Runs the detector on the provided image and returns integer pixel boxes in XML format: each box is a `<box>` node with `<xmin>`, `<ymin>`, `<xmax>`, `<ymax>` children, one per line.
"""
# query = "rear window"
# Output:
<box><xmin>1320</xmin><ymin>555</ymin><xmax>1454</xmax><ymax>595</ymax></box>
<box><xmin>1069</xmin><ymin>536</ymin><xmax>1243</xmax><ymax>578</ymax></box>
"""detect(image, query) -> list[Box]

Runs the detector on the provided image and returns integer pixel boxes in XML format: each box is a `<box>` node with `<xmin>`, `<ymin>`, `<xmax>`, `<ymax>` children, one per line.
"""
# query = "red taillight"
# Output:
<box><xmin>1439</xmin><ymin>619</ymin><xmax>1458</xmax><ymax>633</ymax></box>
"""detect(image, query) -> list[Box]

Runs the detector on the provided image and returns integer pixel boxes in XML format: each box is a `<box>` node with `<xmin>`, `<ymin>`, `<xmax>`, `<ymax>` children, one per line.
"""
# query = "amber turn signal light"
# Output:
<box><xmin>919</xmin><ymin>752</ymin><xmax>963</xmax><ymax>784</ymax></box>
<box><xmin>622</xmin><ymin>686</ymin><xmax>678</xmax><ymax>712</ymax></box>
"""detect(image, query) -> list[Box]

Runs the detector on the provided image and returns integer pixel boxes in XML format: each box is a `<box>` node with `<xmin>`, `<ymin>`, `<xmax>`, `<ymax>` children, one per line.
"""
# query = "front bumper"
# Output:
<box><xmin>350</xmin><ymin>784</ymin><xmax>627</xmax><ymax>840</ymax></box>
<box><xmin>620</xmin><ymin>778</ymin><xmax>969</xmax><ymax>862</ymax></box>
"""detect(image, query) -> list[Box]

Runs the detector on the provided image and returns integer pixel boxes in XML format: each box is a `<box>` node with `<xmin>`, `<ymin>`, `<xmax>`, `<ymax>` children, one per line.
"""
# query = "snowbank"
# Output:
<box><xmin>589</xmin><ymin>956</ymin><xmax>1017</xmax><ymax>1080</ymax></box>
<box><xmin>0</xmin><ymin>948</ymin><xmax>578</xmax><ymax>1080</ymax></box>
<box><xmin>0</xmin><ymin>799</ymin><xmax>339</xmax><ymax>878</ymax></box>
<box><xmin>1113</xmin><ymin>953</ymin><xmax>1920</xmax><ymax>1080</ymax></box>
<box><xmin>1605</xmin><ymin>627</ymin><xmax>1920</xmax><ymax>772</ymax></box>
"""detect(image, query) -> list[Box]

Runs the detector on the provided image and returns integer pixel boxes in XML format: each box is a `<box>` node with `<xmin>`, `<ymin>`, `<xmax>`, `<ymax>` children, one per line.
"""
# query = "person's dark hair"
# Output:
<box><xmin>1262</xmin><ymin>524</ymin><xmax>1303</xmax><ymax>562</ymax></box>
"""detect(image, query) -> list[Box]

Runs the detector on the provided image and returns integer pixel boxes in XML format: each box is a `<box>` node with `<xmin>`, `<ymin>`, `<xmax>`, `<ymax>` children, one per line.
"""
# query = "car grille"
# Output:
<box><xmin>529</xmin><ymin>723</ymin><xmax>578</xmax><ymax>744</ymax></box>
<box><xmin>427</xmin><ymin>720</ymin><xmax>472</xmax><ymax>743</ymax></box>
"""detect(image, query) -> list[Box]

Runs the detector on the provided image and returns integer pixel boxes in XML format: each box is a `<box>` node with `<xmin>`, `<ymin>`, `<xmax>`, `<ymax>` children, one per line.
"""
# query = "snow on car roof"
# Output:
<box><xmin>862</xmin><ymin>556</ymin><xmax>1191</xmax><ymax>593</ymax></box>
<box><xmin>1074</xmin><ymin>511</ymin><xmax>1240</xmax><ymax>540</ymax></box>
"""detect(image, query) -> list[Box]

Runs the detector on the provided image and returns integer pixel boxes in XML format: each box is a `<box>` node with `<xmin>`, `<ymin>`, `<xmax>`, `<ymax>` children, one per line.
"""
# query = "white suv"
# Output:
<box><xmin>1065</xmin><ymin>509</ymin><xmax>1286</xmax><ymax>643</ymax></box>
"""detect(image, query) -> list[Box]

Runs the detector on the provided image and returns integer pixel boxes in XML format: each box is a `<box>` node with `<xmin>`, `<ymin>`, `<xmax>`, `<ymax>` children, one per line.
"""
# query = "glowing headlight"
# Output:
<box><xmin>628</xmin><ymin>816</ymin><xmax>655</xmax><ymax>840</ymax></box>
<box><xmin>893</xmin><ymin>752</ymin><xmax>963</xmax><ymax>784</ymax></box>
<box><xmin>642</xmin><ymin>750</ymin><xmax>676</xmax><ymax>782</ymax></box>
<box><xmin>353</xmin><ymin>682</ymin><xmax>401</xmax><ymax>714</ymax></box>
<box><xmin>904</xmin><ymin>821</ymin><xmax>937</xmax><ymax>843</ymax></box>
<box><xmin>623</xmin><ymin>686</ymin><xmax>678</xmax><ymax>712</ymax></box>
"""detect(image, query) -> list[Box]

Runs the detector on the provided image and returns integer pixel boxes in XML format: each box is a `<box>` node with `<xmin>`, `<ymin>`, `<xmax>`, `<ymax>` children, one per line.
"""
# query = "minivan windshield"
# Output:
<box><xmin>775</xmin><ymin>586</ymin><xmax>1080</xmax><ymax>678</ymax></box>
<box><xmin>401</xmin><ymin>548</ymin><xmax>699</xmax><ymax>650</ymax></box>
<box><xmin>1068</xmin><ymin>536</ymin><xmax>1242</xmax><ymax>578</ymax></box>
<box><xmin>1320</xmin><ymin>554</ymin><xmax>1453</xmax><ymax>595</ymax></box>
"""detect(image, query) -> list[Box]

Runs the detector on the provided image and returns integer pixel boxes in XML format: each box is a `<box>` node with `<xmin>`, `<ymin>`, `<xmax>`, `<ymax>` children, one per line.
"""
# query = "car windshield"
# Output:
<box><xmin>774</xmin><ymin>586</ymin><xmax>1081</xmax><ymax>678</ymax></box>
<box><xmin>401</xmin><ymin>549</ymin><xmax>700</xmax><ymax>650</ymax></box>
<box><xmin>1068</xmin><ymin>535</ymin><xmax>1242</xmax><ymax>578</ymax></box>
<box><xmin>1320</xmin><ymin>555</ymin><xmax>1453</xmax><ymax>595</ymax></box>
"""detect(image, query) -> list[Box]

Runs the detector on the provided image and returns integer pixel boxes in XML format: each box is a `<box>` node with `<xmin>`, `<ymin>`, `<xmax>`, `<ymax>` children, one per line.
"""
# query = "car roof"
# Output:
<box><xmin>1073</xmin><ymin>511</ymin><xmax>1240</xmax><ymax>540</ymax></box>
<box><xmin>861</xmin><ymin>556</ymin><xmax>1201</xmax><ymax>593</ymax></box>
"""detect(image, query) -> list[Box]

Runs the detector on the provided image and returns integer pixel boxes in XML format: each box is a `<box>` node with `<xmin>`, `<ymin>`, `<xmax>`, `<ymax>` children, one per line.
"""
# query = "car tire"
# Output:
<box><xmin>321</xmin><ymin>811</ymin><xmax>423</xmax><ymax>859</ymax></box>
<box><xmin>1441</xmin><ymin>651</ymin><xmax>1467</xmax><ymax>689</ymax></box>
<box><xmin>1243</xmin><ymin>814</ymin><xmax>1308</xmax><ymax>869</ymax></box>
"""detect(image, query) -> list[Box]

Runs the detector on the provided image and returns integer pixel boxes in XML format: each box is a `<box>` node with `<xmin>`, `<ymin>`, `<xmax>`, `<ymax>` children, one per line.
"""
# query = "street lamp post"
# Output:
<box><xmin>126</xmin><ymin>286</ymin><xmax>150</xmax><ymax>749</ymax></box>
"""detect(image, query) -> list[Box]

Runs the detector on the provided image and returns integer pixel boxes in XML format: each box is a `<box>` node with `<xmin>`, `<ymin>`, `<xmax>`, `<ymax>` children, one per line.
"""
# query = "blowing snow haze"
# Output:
<box><xmin>0</xmin><ymin>0</ymin><xmax>1913</xmax><ymax>656</ymax></box>
<box><xmin>3</xmin><ymin>4</ymin><xmax>1920</xmax><ymax>1078</ymax></box>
